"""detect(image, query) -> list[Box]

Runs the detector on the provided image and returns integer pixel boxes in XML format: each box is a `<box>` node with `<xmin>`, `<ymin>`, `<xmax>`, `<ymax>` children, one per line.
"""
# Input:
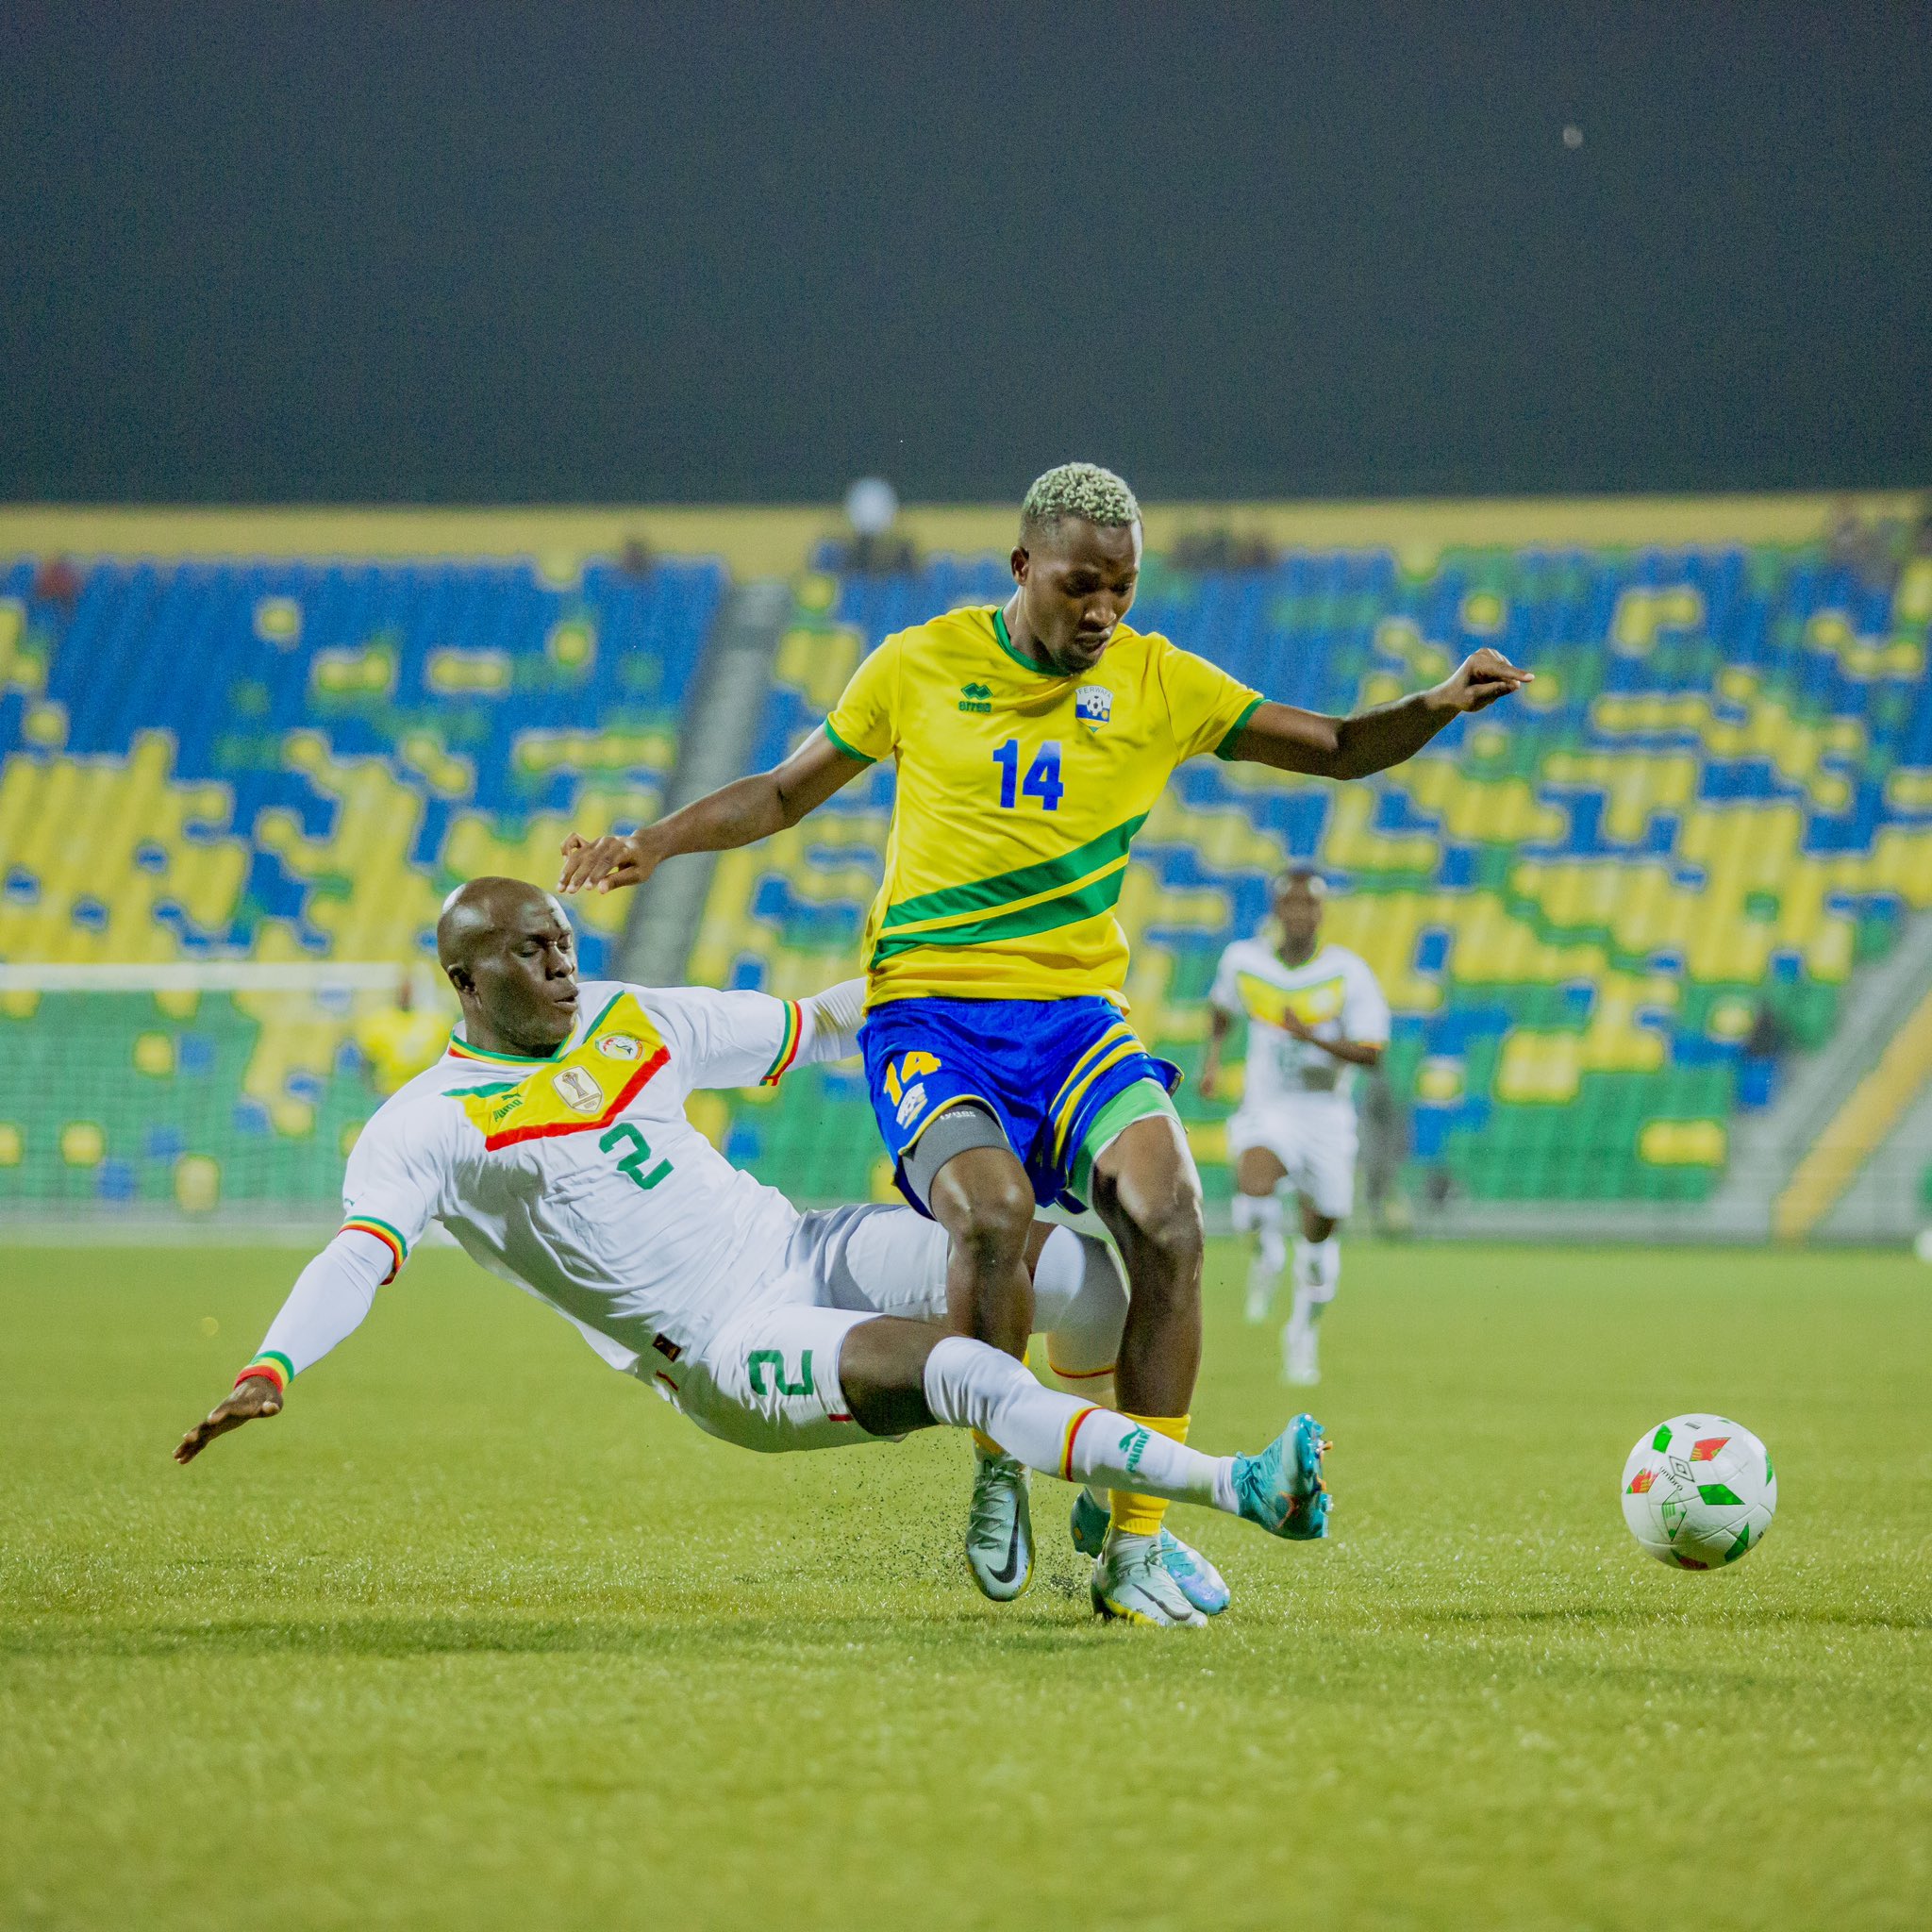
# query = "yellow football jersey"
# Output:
<box><xmin>355</xmin><ymin>1005</ymin><xmax>451</xmax><ymax>1095</ymax></box>
<box><xmin>824</xmin><ymin>606</ymin><xmax>1260</xmax><ymax>1005</ymax></box>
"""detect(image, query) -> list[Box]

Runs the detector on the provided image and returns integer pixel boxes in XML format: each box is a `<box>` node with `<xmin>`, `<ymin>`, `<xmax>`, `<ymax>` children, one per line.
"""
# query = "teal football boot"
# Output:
<box><xmin>1231</xmin><ymin>1412</ymin><xmax>1331</xmax><ymax>1541</ymax></box>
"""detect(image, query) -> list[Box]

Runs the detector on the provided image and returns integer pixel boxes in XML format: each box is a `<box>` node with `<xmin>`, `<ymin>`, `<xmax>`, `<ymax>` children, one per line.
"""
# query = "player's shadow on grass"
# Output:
<box><xmin>11</xmin><ymin>1598</ymin><xmax>1924</xmax><ymax>1662</ymax></box>
<box><xmin>0</xmin><ymin>1607</ymin><xmax>1156</xmax><ymax>1660</ymax></box>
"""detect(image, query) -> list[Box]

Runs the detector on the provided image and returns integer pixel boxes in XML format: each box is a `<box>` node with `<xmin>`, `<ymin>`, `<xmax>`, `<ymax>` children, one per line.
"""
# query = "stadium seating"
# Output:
<box><xmin>691</xmin><ymin>545</ymin><xmax>1932</xmax><ymax>1208</ymax></box>
<box><xmin>0</xmin><ymin>553</ymin><xmax>724</xmax><ymax>1208</ymax></box>
<box><xmin>10</xmin><ymin>533</ymin><xmax>1932</xmax><ymax>1217</ymax></box>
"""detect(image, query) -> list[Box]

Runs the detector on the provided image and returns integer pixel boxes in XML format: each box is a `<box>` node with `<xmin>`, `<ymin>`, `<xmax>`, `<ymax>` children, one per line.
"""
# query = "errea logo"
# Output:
<box><xmin>958</xmin><ymin>681</ymin><xmax>992</xmax><ymax>715</ymax></box>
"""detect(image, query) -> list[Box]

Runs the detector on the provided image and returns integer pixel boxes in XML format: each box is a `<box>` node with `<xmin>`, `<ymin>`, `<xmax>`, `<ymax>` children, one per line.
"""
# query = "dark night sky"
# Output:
<box><xmin>2</xmin><ymin>2</ymin><xmax>1927</xmax><ymax>503</ymax></box>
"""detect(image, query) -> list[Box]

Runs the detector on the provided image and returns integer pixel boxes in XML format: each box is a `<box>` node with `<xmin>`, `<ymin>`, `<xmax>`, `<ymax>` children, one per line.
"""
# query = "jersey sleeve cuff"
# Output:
<box><xmin>823</xmin><ymin>721</ymin><xmax>877</xmax><ymax>765</ymax></box>
<box><xmin>340</xmin><ymin>1216</ymin><xmax>408</xmax><ymax>1283</ymax></box>
<box><xmin>1213</xmin><ymin>696</ymin><xmax>1264</xmax><ymax>760</ymax></box>
<box><xmin>758</xmin><ymin>1000</ymin><xmax>805</xmax><ymax>1086</ymax></box>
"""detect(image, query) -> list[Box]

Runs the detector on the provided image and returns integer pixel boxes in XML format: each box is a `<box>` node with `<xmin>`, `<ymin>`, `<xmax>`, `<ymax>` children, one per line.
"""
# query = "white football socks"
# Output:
<box><xmin>1290</xmin><ymin>1234</ymin><xmax>1340</xmax><ymax>1322</ymax></box>
<box><xmin>923</xmin><ymin>1336</ymin><xmax>1238</xmax><ymax>1514</ymax></box>
<box><xmin>1232</xmin><ymin>1191</ymin><xmax>1288</xmax><ymax>1279</ymax></box>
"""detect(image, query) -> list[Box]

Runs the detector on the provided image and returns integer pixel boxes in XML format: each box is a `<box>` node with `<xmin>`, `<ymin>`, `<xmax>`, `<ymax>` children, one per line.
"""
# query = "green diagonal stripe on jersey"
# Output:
<box><xmin>876</xmin><ymin>812</ymin><xmax>1149</xmax><ymax>935</ymax></box>
<box><xmin>872</xmin><ymin>866</ymin><xmax>1133</xmax><ymax>963</ymax></box>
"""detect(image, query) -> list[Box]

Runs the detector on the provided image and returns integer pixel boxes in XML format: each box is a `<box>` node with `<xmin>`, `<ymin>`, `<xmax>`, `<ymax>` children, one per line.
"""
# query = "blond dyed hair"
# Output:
<box><xmin>1019</xmin><ymin>462</ymin><xmax>1141</xmax><ymax>541</ymax></box>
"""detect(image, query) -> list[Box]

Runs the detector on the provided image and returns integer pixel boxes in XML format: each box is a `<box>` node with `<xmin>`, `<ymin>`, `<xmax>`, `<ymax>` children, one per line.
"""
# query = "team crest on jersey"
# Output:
<box><xmin>550</xmin><ymin>1065</ymin><xmax>605</xmax><ymax>1114</ymax></box>
<box><xmin>1074</xmin><ymin>685</ymin><xmax>1112</xmax><ymax>730</ymax></box>
<box><xmin>596</xmin><ymin>1033</ymin><xmax>642</xmax><ymax>1062</ymax></box>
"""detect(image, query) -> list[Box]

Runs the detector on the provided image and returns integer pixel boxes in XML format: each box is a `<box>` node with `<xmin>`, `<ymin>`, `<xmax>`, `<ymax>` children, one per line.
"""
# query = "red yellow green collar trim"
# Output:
<box><xmin>447</xmin><ymin>1036</ymin><xmax>559</xmax><ymax>1066</ymax></box>
<box><xmin>445</xmin><ymin>991</ymin><xmax>624</xmax><ymax>1066</ymax></box>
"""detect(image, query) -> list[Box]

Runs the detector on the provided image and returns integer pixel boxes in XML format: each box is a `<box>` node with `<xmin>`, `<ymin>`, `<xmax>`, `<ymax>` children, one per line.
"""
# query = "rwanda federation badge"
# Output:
<box><xmin>1074</xmin><ymin>685</ymin><xmax>1112</xmax><ymax>730</ymax></box>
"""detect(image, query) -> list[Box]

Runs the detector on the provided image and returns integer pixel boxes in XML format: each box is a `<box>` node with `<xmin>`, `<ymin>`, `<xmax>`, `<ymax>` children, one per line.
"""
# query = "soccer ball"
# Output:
<box><xmin>1621</xmin><ymin>1414</ymin><xmax>1776</xmax><ymax>1571</ymax></box>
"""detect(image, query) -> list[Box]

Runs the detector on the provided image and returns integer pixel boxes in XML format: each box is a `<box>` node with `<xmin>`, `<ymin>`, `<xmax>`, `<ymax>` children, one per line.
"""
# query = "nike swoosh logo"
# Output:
<box><xmin>987</xmin><ymin>1520</ymin><xmax>1024</xmax><ymax>1586</ymax></box>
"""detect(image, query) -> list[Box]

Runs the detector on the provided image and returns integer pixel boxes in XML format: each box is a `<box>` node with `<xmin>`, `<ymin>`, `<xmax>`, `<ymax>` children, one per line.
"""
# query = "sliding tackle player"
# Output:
<box><xmin>176</xmin><ymin>879</ymin><xmax>1333</xmax><ymax>1598</ymax></box>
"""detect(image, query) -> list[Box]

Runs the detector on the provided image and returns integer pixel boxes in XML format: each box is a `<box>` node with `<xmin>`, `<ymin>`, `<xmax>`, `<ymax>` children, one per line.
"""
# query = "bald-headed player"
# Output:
<box><xmin>176</xmin><ymin>880</ymin><xmax>1335</xmax><ymax>1591</ymax></box>
<box><xmin>560</xmin><ymin>463</ymin><xmax>1529</xmax><ymax>1625</ymax></box>
<box><xmin>1201</xmin><ymin>869</ymin><xmax>1390</xmax><ymax>1383</ymax></box>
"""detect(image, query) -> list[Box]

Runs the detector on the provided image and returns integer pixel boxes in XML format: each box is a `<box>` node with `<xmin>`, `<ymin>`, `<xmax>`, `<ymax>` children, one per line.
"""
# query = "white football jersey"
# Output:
<box><xmin>336</xmin><ymin>981</ymin><xmax>819</xmax><ymax>1371</ymax></box>
<box><xmin>1209</xmin><ymin>938</ymin><xmax>1390</xmax><ymax>1107</ymax></box>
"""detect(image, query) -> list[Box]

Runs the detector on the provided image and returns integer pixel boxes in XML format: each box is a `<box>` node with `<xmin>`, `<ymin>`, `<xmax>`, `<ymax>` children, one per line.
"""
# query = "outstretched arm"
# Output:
<box><xmin>1225</xmin><ymin>647</ymin><xmax>1531</xmax><ymax>780</ymax></box>
<box><xmin>559</xmin><ymin>731</ymin><xmax>869</xmax><ymax>896</ymax></box>
<box><xmin>173</xmin><ymin>1229</ymin><xmax>394</xmax><ymax>1464</ymax></box>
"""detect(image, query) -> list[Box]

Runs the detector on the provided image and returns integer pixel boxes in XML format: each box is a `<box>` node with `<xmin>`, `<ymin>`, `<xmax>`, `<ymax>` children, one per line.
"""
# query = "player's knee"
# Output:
<box><xmin>942</xmin><ymin>1171</ymin><xmax>1035</xmax><ymax>1273</ymax></box>
<box><xmin>1125</xmin><ymin>1179</ymin><xmax>1205</xmax><ymax>1275</ymax></box>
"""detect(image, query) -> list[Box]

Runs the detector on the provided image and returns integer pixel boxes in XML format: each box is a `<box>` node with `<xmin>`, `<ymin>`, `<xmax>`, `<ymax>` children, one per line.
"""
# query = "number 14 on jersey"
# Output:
<box><xmin>992</xmin><ymin>738</ymin><xmax>1065</xmax><ymax>812</ymax></box>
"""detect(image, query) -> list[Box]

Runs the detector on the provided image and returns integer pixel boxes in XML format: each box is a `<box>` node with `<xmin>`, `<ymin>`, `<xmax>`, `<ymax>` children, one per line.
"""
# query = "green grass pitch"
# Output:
<box><xmin>3</xmin><ymin>1239</ymin><xmax>1927</xmax><ymax>1931</ymax></box>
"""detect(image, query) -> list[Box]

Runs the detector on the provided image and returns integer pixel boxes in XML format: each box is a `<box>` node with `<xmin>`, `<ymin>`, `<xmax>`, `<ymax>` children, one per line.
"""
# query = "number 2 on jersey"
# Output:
<box><xmin>992</xmin><ymin>738</ymin><xmax>1065</xmax><ymax>812</ymax></box>
<box><xmin>600</xmin><ymin>1121</ymin><xmax>672</xmax><ymax>1191</ymax></box>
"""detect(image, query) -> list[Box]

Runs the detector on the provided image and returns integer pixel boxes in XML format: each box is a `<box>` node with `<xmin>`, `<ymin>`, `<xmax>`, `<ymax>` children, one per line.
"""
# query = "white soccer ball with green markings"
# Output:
<box><xmin>1621</xmin><ymin>1414</ymin><xmax>1777</xmax><ymax>1571</ymax></box>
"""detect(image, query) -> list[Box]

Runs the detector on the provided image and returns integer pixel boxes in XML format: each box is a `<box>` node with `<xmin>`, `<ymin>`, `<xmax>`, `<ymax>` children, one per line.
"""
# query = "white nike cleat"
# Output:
<box><xmin>1069</xmin><ymin>1490</ymin><xmax>1232</xmax><ymax>1616</ymax></box>
<box><xmin>1091</xmin><ymin>1530</ymin><xmax>1208</xmax><ymax>1627</ymax></box>
<box><xmin>965</xmin><ymin>1449</ymin><xmax>1033</xmax><ymax>1602</ymax></box>
<box><xmin>1282</xmin><ymin>1320</ymin><xmax>1321</xmax><ymax>1386</ymax></box>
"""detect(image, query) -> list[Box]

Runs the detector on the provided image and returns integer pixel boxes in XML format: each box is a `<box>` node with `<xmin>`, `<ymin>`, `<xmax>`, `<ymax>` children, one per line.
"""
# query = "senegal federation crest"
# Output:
<box><xmin>1074</xmin><ymin>685</ymin><xmax>1112</xmax><ymax>730</ymax></box>
<box><xmin>597</xmin><ymin>1033</ymin><xmax>642</xmax><ymax>1062</ymax></box>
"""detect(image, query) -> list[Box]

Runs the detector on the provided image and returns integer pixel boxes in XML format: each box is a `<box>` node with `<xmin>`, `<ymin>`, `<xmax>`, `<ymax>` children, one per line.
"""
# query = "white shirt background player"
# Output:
<box><xmin>1201</xmin><ymin>869</ymin><xmax>1390</xmax><ymax>1385</ymax></box>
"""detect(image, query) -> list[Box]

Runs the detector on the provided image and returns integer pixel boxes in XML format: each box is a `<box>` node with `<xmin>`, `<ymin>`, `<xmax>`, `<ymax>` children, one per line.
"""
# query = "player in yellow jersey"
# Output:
<box><xmin>561</xmin><ymin>463</ymin><xmax>1530</xmax><ymax>1625</ymax></box>
<box><xmin>354</xmin><ymin>974</ymin><xmax>450</xmax><ymax>1096</ymax></box>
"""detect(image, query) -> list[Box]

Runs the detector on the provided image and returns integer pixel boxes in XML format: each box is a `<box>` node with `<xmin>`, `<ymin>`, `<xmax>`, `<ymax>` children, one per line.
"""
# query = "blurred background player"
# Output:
<box><xmin>1201</xmin><ymin>870</ymin><xmax>1391</xmax><ymax>1384</ymax></box>
<box><xmin>353</xmin><ymin>972</ymin><xmax>451</xmax><ymax>1098</ymax></box>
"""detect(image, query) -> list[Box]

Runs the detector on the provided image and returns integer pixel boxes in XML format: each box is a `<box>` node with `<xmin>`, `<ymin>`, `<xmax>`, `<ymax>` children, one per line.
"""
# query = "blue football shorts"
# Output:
<box><xmin>859</xmin><ymin>993</ymin><xmax>1182</xmax><ymax>1214</ymax></box>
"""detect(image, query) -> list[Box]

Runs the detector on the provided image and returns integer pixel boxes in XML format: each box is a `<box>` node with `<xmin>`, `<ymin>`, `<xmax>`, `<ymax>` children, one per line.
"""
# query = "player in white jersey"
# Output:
<box><xmin>175</xmin><ymin>879</ymin><xmax>1333</xmax><ymax>1621</ymax></box>
<box><xmin>1201</xmin><ymin>870</ymin><xmax>1391</xmax><ymax>1385</ymax></box>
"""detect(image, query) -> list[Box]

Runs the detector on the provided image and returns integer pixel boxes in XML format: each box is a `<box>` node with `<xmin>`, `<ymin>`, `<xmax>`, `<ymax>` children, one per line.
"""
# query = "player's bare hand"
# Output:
<box><xmin>175</xmin><ymin>1375</ymin><xmax>282</xmax><ymax>1465</ymax></box>
<box><xmin>558</xmin><ymin>830</ymin><xmax>658</xmax><ymax>896</ymax></box>
<box><xmin>1428</xmin><ymin>647</ymin><xmax>1532</xmax><ymax>716</ymax></box>
<box><xmin>1276</xmin><ymin>1009</ymin><xmax>1314</xmax><ymax>1041</ymax></box>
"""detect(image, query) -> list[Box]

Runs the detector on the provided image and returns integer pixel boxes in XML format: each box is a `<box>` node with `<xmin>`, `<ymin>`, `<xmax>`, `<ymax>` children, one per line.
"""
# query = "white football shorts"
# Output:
<box><xmin>646</xmin><ymin>1202</ymin><xmax>952</xmax><ymax>1455</ymax></box>
<box><xmin>1227</xmin><ymin>1100</ymin><xmax>1358</xmax><ymax>1221</ymax></box>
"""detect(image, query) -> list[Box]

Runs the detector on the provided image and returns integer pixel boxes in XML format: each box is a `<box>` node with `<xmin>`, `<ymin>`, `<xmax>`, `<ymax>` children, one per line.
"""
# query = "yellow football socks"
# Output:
<box><xmin>1110</xmin><ymin>1413</ymin><xmax>1191</xmax><ymax>1537</ymax></box>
